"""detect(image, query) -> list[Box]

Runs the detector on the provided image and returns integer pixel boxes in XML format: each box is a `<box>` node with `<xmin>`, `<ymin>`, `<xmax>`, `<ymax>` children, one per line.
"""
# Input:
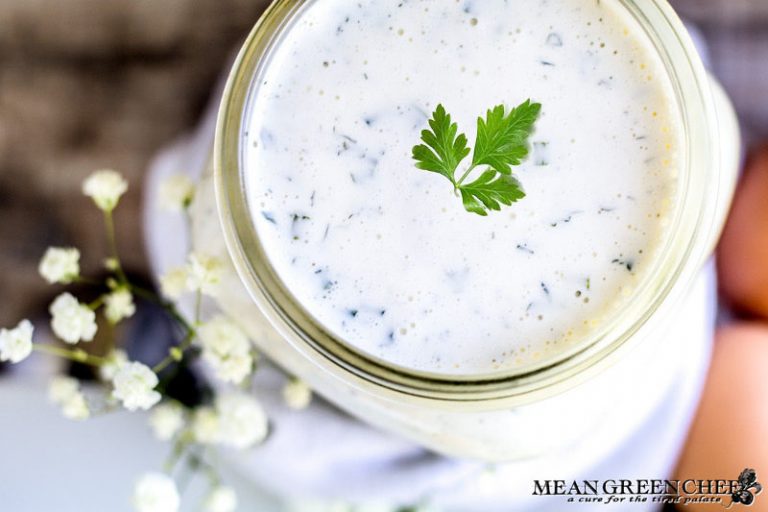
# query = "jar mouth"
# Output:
<box><xmin>215</xmin><ymin>0</ymin><xmax>721</xmax><ymax>403</ymax></box>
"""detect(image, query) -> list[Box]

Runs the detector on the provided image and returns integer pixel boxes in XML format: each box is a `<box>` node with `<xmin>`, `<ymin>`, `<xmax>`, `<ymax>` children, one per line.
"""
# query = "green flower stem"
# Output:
<box><xmin>103</xmin><ymin>210</ymin><xmax>128</xmax><ymax>285</ymax></box>
<box><xmin>240</xmin><ymin>360</ymin><xmax>257</xmax><ymax>391</ymax></box>
<box><xmin>33</xmin><ymin>344</ymin><xmax>107</xmax><ymax>367</ymax></box>
<box><xmin>153</xmin><ymin>331</ymin><xmax>195</xmax><ymax>373</ymax></box>
<box><xmin>187</xmin><ymin>449</ymin><xmax>221</xmax><ymax>487</ymax></box>
<box><xmin>104</xmin><ymin>322</ymin><xmax>116</xmax><ymax>354</ymax></box>
<box><xmin>194</xmin><ymin>290</ymin><xmax>202</xmax><ymax>326</ymax></box>
<box><xmin>85</xmin><ymin>402</ymin><xmax>119</xmax><ymax>418</ymax></box>
<box><xmin>129</xmin><ymin>284</ymin><xmax>199</xmax><ymax>374</ymax></box>
<box><xmin>164</xmin><ymin>436</ymin><xmax>192</xmax><ymax>474</ymax></box>
<box><xmin>88</xmin><ymin>296</ymin><xmax>105</xmax><ymax>310</ymax></box>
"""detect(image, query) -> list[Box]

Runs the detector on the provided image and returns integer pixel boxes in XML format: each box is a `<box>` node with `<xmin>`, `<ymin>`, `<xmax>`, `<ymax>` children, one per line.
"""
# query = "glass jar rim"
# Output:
<box><xmin>214</xmin><ymin>0</ymin><xmax>722</xmax><ymax>405</ymax></box>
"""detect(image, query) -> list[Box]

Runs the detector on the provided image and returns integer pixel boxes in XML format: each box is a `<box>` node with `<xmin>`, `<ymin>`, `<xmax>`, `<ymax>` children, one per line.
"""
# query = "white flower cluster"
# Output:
<box><xmin>282</xmin><ymin>378</ymin><xmax>313</xmax><ymax>410</ymax></box>
<box><xmin>133</xmin><ymin>472</ymin><xmax>180</xmax><ymax>512</ymax></box>
<box><xmin>105</xmin><ymin>288</ymin><xmax>136</xmax><ymax>325</ymax></box>
<box><xmin>191</xmin><ymin>392</ymin><xmax>268</xmax><ymax>449</ymax></box>
<box><xmin>100</xmin><ymin>349</ymin><xmax>129</xmax><ymax>381</ymax></box>
<box><xmin>158</xmin><ymin>266</ymin><xmax>187</xmax><ymax>299</ymax></box>
<box><xmin>216</xmin><ymin>392</ymin><xmax>268</xmax><ymax>449</ymax></box>
<box><xmin>38</xmin><ymin>247</ymin><xmax>80</xmax><ymax>284</ymax></box>
<box><xmin>158</xmin><ymin>174</ymin><xmax>196</xmax><ymax>212</ymax></box>
<box><xmin>0</xmin><ymin>319</ymin><xmax>33</xmax><ymax>364</ymax></box>
<box><xmin>198</xmin><ymin>316</ymin><xmax>254</xmax><ymax>385</ymax></box>
<box><xmin>204</xmin><ymin>486</ymin><xmax>238</xmax><ymax>512</ymax></box>
<box><xmin>112</xmin><ymin>361</ymin><xmax>162</xmax><ymax>411</ymax></box>
<box><xmin>46</xmin><ymin>346</ymin><xmax>162</xmax><ymax>417</ymax></box>
<box><xmin>50</xmin><ymin>292</ymin><xmax>97</xmax><ymax>344</ymax></box>
<box><xmin>83</xmin><ymin>169</ymin><xmax>128</xmax><ymax>212</ymax></box>
<box><xmin>5</xmin><ymin>168</ymin><xmax>305</xmax><ymax>511</ymax></box>
<box><xmin>160</xmin><ymin>253</ymin><xmax>223</xmax><ymax>300</ymax></box>
<box><xmin>132</xmin><ymin>475</ymin><xmax>237</xmax><ymax>512</ymax></box>
<box><xmin>148</xmin><ymin>402</ymin><xmax>185</xmax><ymax>441</ymax></box>
<box><xmin>49</xmin><ymin>375</ymin><xmax>90</xmax><ymax>420</ymax></box>
<box><xmin>191</xmin><ymin>406</ymin><xmax>220</xmax><ymax>445</ymax></box>
<box><xmin>186</xmin><ymin>253</ymin><xmax>224</xmax><ymax>297</ymax></box>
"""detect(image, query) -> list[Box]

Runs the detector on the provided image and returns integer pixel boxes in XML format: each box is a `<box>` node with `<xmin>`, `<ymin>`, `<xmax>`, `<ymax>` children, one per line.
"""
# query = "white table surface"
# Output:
<box><xmin>0</xmin><ymin>374</ymin><xmax>285</xmax><ymax>511</ymax></box>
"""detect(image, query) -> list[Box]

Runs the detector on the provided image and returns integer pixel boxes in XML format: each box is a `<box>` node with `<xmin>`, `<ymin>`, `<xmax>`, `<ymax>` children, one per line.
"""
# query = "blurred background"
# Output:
<box><xmin>0</xmin><ymin>0</ymin><xmax>766</xmax><ymax>328</ymax></box>
<box><xmin>0</xmin><ymin>0</ymin><xmax>269</xmax><ymax>328</ymax></box>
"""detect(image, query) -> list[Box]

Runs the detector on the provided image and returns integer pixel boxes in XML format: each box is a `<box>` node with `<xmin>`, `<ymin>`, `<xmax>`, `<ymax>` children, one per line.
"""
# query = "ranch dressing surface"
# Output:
<box><xmin>242</xmin><ymin>0</ymin><xmax>681</xmax><ymax>375</ymax></box>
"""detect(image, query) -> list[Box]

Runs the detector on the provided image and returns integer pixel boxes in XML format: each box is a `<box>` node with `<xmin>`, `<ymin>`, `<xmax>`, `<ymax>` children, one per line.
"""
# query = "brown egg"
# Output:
<box><xmin>718</xmin><ymin>147</ymin><xmax>768</xmax><ymax>318</ymax></box>
<box><xmin>675</xmin><ymin>323</ymin><xmax>768</xmax><ymax>511</ymax></box>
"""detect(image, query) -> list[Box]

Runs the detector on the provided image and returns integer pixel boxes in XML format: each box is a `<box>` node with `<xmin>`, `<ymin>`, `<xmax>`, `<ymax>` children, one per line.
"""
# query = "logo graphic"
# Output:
<box><xmin>532</xmin><ymin>468</ymin><xmax>762</xmax><ymax>508</ymax></box>
<box><xmin>728</xmin><ymin>469</ymin><xmax>762</xmax><ymax>508</ymax></box>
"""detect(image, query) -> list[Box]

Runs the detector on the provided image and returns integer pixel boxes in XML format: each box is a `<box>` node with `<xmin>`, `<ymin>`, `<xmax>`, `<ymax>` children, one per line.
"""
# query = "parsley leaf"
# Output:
<box><xmin>472</xmin><ymin>100</ymin><xmax>542</xmax><ymax>175</ymax></box>
<box><xmin>411</xmin><ymin>100</ymin><xmax>541</xmax><ymax>216</ymax></box>
<box><xmin>459</xmin><ymin>170</ymin><xmax>526</xmax><ymax>217</ymax></box>
<box><xmin>411</xmin><ymin>104</ymin><xmax>470</xmax><ymax>185</ymax></box>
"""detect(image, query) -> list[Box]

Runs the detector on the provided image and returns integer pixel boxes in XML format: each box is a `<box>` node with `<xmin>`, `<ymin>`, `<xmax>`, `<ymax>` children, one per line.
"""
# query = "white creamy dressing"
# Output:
<box><xmin>243</xmin><ymin>0</ymin><xmax>681</xmax><ymax>375</ymax></box>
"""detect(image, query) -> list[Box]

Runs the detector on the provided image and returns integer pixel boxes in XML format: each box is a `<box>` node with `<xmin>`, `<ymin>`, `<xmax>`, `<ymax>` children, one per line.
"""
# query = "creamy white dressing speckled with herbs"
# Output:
<box><xmin>242</xmin><ymin>0</ymin><xmax>681</xmax><ymax>375</ymax></box>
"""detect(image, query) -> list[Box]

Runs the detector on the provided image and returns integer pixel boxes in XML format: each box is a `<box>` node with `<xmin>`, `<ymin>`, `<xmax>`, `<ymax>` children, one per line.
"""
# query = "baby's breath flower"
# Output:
<box><xmin>197</xmin><ymin>316</ymin><xmax>249</xmax><ymax>351</ymax></box>
<box><xmin>216</xmin><ymin>392</ymin><xmax>268</xmax><ymax>449</ymax></box>
<box><xmin>49</xmin><ymin>292</ymin><xmax>97</xmax><ymax>344</ymax></box>
<box><xmin>211</xmin><ymin>354</ymin><xmax>253</xmax><ymax>386</ymax></box>
<box><xmin>204</xmin><ymin>486</ymin><xmax>238</xmax><ymax>512</ymax></box>
<box><xmin>99</xmin><ymin>349</ymin><xmax>128</xmax><ymax>381</ymax></box>
<box><xmin>192</xmin><ymin>407</ymin><xmax>220</xmax><ymax>444</ymax></box>
<box><xmin>61</xmin><ymin>391</ymin><xmax>90</xmax><ymax>420</ymax></box>
<box><xmin>112</xmin><ymin>362</ymin><xmax>161</xmax><ymax>411</ymax></box>
<box><xmin>343</xmin><ymin>504</ymin><xmax>393</xmax><ymax>512</ymax></box>
<box><xmin>159</xmin><ymin>175</ymin><xmax>196</xmax><ymax>212</ymax></box>
<box><xmin>159</xmin><ymin>266</ymin><xmax>188</xmax><ymax>300</ymax></box>
<box><xmin>198</xmin><ymin>316</ymin><xmax>253</xmax><ymax>384</ymax></box>
<box><xmin>49</xmin><ymin>375</ymin><xmax>80</xmax><ymax>403</ymax></box>
<box><xmin>191</xmin><ymin>395</ymin><xmax>267</xmax><ymax>449</ymax></box>
<box><xmin>83</xmin><ymin>169</ymin><xmax>128</xmax><ymax>211</ymax></box>
<box><xmin>133</xmin><ymin>472</ymin><xmax>180</xmax><ymax>512</ymax></box>
<box><xmin>282</xmin><ymin>378</ymin><xmax>312</xmax><ymax>410</ymax></box>
<box><xmin>48</xmin><ymin>375</ymin><xmax>90</xmax><ymax>421</ymax></box>
<box><xmin>104</xmin><ymin>288</ymin><xmax>136</xmax><ymax>324</ymax></box>
<box><xmin>149</xmin><ymin>402</ymin><xmax>185</xmax><ymax>441</ymax></box>
<box><xmin>186</xmin><ymin>253</ymin><xmax>223</xmax><ymax>297</ymax></box>
<box><xmin>103</xmin><ymin>257</ymin><xmax>120</xmax><ymax>272</ymax></box>
<box><xmin>38</xmin><ymin>247</ymin><xmax>80</xmax><ymax>284</ymax></box>
<box><xmin>0</xmin><ymin>319</ymin><xmax>34</xmax><ymax>364</ymax></box>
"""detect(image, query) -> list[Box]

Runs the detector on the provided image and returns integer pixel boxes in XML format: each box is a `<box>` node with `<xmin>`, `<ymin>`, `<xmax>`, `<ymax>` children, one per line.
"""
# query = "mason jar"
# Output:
<box><xmin>197</xmin><ymin>0</ymin><xmax>740</xmax><ymax>462</ymax></box>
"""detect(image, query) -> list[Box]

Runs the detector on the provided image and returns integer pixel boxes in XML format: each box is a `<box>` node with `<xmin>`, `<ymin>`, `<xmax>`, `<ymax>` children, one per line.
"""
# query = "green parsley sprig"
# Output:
<box><xmin>411</xmin><ymin>100</ymin><xmax>541</xmax><ymax>216</ymax></box>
